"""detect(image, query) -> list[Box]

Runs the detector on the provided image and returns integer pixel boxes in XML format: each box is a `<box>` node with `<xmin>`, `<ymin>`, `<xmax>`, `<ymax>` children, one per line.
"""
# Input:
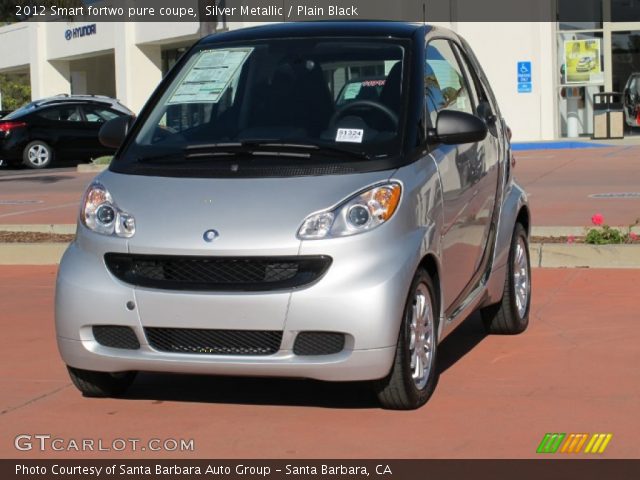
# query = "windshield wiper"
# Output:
<box><xmin>235</xmin><ymin>140</ymin><xmax>372</xmax><ymax>161</ymax></box>
<box><xmin>137</xmin><ymin>140</ymin><xmax>372</xmax><ymax>164</ymax></box>
<box><xmin>137</xmin><ymin>145</ymin><xmax>250</xmax><ymax>164</ymax></box>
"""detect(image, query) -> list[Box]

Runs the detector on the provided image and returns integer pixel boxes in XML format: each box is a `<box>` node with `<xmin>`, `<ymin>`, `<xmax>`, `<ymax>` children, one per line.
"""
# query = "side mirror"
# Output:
<box><xmin>99</xmin><ymin>115</ymin><xmax>134</xmax><ymax>149</ymax></box>
<box><xmin>430</xmin><ymin>110</ymin><xmax>488</xmax><ymax>145</ymax></box>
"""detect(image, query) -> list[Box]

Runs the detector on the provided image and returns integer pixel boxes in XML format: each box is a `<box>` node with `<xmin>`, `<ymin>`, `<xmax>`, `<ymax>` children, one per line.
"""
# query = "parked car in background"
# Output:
<box><xmin>623</xmin><ymin>73</ymin><xmax>640</xmax><ymax>128</ymax></box>
<box><xmin>0</xmin><ymin>95</ymin><xmax>133</xmax><ymax>169</ymax></box>
<box><xmin>56</xmin><ymin>22</ymin><xmax>531</xmax><ymax>410</ymax></box>
<box><xmin>575</xmin><ymin>55</ymin><xmax>596</xmax><ymax>73</ymax></box>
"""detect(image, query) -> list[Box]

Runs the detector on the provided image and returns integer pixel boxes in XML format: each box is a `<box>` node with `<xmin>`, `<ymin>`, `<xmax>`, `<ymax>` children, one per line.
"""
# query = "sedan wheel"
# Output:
<box><xmin>375</xmin><ymin>270</ymin><xmax>439</xmax><ymax>410</ymax></box>
<box><xmin>23</xmin><ymin>141</ymin><xmax>53</xmax><ymax>169</ymax></box>
<box><xmin>481</xmin><ymin>222</ymin><xmax>531</xmax><ymax>334</ymax></box>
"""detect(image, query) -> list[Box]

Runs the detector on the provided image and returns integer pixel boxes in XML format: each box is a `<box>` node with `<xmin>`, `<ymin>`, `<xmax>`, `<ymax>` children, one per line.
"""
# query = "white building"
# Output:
<box><xmin>1</xmin><ymin>2</ymin><xmax>639</xmax><ymax>141</ymax></box>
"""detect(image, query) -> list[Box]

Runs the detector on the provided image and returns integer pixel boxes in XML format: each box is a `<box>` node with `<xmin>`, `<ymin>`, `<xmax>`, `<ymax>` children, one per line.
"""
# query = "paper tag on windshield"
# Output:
<box><xmin>335</xmin><ymin>128</ymin><xmax>364</xmax><ymax>143</ymax></box>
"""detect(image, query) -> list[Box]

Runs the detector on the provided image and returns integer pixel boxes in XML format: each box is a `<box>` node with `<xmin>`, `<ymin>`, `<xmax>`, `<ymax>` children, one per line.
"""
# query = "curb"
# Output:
<box><xmin>0</xmin><ymin>242</ymin><xmax>639</xmax><ymax>268</ymax></box>
<box><xmin>530</xmin><ymin>243</ymin><xmax>640</xmax><ymax>269</ymax></box>
<box><xmin>0</xmin><ymin>243</ymin><xmax>68</xmax><ymax>265</ymax></box>
<box><xmin>77</xmin><ymin>164</ymin><xmax>108</xmax><ymax>173</ymax></box>
<box><xmin>0</xmin><ymin>224</ymin><xmax>76</xmax><ymax>234</ymax></box>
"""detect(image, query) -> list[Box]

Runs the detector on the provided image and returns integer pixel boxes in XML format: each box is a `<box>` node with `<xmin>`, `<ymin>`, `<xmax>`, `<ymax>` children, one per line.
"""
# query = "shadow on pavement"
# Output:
<box><xmin>124</xmin><ymin>374</ymin><xmax>379</xmax><ymax>409</ymax></box>
<box><xmin>437</xmin><ymin>312</ymin><xmax>487</xmax><ymax>374</ymax></box>
<box><xmin>0</xmin><ymin>175</ymin><xmax>74</xmax><ymax>184</ymax></box>
<box><xmin>120</xmin><ymin>314</ymin><xmax>487</xmax><ymax>409</ymax></box>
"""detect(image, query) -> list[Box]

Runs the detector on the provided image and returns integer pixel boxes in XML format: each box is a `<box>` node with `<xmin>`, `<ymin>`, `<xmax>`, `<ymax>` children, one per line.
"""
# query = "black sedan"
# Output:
<box><xmin>0</xmin><ymin>95</ymin><xmax>133</xmax><ymax>169</ymax></box>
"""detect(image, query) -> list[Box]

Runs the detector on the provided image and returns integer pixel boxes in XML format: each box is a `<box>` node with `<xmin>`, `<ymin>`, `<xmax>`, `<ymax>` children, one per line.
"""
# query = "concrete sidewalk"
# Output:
<box><xmin>1</xmin><ymin>240</ymin><xmax>640</xmax><ymax>268</ymax></box>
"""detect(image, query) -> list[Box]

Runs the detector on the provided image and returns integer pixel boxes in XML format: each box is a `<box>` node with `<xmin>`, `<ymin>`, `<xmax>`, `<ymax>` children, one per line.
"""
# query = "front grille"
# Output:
<box><xmin>105</xmin><ymin>254</ymin><xmax>331</xmax><ymax>292</ymax></box>
<box><xmin>293</xmin><ymin>332</ymin><xmax>345</xmax><ymax>356</ymax></box>
<box><xmin>145</xmin><ymin>328</ymin><xmax>282</xmax><ymax>355</ymax></box>
<box><xmin>93</xmin><ymin>326</ymin><xmax>140</xmax><ymax>350</ymax></box>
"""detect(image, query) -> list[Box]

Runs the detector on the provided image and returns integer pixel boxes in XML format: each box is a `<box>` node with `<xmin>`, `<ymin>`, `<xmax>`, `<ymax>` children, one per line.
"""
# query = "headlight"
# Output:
<box><xmin>81</xmin><ymin>182</ymin><xmax>136</xmax><ymax>238</ymax></box>
<box><xmin>298</xmin><ymin>182</ymin><xmax>401</xmax><ymax>240</ymax></box>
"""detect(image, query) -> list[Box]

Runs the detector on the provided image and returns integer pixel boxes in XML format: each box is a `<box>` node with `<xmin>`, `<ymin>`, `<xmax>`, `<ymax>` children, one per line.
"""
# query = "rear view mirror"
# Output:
<box><xmin>99</xmin><ymin>115</ymin><xmax>134</xmax><ymax>149</ymax></box>
<box><xmin>430</xmin><ymin>110</ymin><xmax>488</xmax><ymax>145</ymax></box>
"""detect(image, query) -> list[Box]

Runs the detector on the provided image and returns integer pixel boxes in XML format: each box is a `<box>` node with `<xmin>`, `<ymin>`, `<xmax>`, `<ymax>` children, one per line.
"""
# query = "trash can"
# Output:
<box><xmin>593</xmin><ymin>92</ymin><xmax>624</xmax><ymax>140</ymax></box>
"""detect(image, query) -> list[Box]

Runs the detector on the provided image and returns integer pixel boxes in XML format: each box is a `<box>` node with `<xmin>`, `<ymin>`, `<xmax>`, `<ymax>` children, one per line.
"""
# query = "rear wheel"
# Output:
<box><xmin>375</xmin><ymin>270</ymin><xmax>439</xmax><ymax>410</ymax></box>
<box><xmin>22</xmin><ymin>140</ymin><xmax>53</xmax><ymax>169</ymax></box>
<box><xmin>67</xmin><ymin>366</ymin><xmax>136</xmax><ymax>397</ymax></box>
<box><xmin>481</xmin><ymin>223</ymin><xmax>531</xmax><ymax>334</ymax></box>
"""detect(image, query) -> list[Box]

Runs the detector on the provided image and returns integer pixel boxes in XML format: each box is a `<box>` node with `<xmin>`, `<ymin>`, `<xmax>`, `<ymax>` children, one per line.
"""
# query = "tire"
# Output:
<box><xmin>67</xmin><ymin>366</ymin><xmax>136</xmax><ymax>398</ymax></box>
<box><xmin>22</xmin><ymin>140</ymin><xmax>53</xmax><ymax>169</ymax></box>
<box><xmin>375</xmin><ymin>270</ymin><xmax>439</xmax><ymax>410</ymax></box>
<box><xmin>481</xmin><ymin>223</ymin><xmax>531</xmax><ymax>334</ymax></box>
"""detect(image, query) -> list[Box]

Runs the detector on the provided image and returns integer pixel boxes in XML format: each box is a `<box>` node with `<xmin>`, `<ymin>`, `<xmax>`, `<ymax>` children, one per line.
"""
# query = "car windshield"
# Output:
<box><xmin>122</xmin><ymin>38</ymin><xmax>408</xmax><ymax>168</ymax></box>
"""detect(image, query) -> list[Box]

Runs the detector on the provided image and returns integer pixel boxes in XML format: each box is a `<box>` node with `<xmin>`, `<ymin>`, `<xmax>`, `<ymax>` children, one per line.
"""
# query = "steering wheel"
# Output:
<box><xmin>330</xmin><ymin>100</ymin><xmax>399</xmax><ymax>129</ymax></box>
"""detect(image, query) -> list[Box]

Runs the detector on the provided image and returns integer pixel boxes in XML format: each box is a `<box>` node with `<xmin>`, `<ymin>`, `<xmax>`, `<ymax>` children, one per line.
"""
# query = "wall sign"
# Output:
<box><xmin>517</xmin><ymin>61</ymin><xmax>532</xmax><ymax>93</ymax></box>
<box><xmin>65</xmin><ymin>24</ymin><xmax>97</xmax><ymax>41</ymax></box>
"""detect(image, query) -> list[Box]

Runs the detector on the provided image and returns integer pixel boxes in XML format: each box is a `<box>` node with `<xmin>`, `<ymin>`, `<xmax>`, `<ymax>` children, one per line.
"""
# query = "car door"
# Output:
<box><xmin>79</xmin><ymin>104</ymin><xmax>123</xmax><ymax>157</ymax></box>
<box><xmin>31</xmin><ymin>104</ymin><xmax>84</xmax><ymax>157</ymax></box>
<box><xmin>425</xmin><ymin>38</ymin><xmax>498</xmax><ymax>312</ymax></box>
<box><xmin>453</xmin><ymin>41</ymin><xmax>502</xmax><ymax>281</ymax></box>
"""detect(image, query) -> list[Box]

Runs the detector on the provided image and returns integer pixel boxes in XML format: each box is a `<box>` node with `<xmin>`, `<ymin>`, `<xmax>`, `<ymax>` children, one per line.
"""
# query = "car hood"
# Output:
<box><xmin>95</xmin><ymin>169</ymin><xmax>395</xmax><ymax>256</ymax></box>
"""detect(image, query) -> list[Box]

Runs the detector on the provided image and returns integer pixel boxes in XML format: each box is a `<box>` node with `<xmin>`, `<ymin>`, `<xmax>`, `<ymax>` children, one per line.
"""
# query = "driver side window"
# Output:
<box><xmin>425</xmin><ymin>39</ymin><xmax>475</xmax><ymax>126</ymax></box>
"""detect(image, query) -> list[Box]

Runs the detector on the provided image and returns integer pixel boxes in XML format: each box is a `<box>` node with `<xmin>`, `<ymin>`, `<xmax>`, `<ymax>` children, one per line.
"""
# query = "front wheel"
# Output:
<box><xmin>375</xmin><ymin>270</ymin><xmax>439</xmax><ymax>410</ymax></box>
<box><xmin>481</xmin><ymin>223</ymin><xmax>531</xmax><ymax>334</ymax></box>
<box><xmin>67</xmin><ymin>366</ymin><xmax>136</xmax><ymax>397</ymax></box>
<box><xmin>22</xmin><ymin>140</ymin><xmax>53</xmax><ymax>169</ymax></box>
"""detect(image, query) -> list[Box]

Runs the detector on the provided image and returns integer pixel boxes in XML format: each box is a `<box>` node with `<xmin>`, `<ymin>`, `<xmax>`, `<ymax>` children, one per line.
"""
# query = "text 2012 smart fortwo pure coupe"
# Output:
<box><xmin>55</xmin><ymin>22</ymin><xmax>531</xmax><ymax>410</ymax></box>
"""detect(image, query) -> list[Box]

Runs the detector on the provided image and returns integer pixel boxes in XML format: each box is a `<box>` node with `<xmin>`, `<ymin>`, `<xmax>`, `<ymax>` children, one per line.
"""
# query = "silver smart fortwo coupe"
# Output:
<box><xmin>56</xmin><ymin>22</ymin><xmax>531</xmax><ymax>410</ymax></box>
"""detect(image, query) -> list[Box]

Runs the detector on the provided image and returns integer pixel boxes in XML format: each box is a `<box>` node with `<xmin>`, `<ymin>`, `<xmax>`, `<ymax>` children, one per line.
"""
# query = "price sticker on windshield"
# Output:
<box><xmin>336</xmin><ymin>128</ymin><xmax>364</xmax><ymax>143</ymax></box>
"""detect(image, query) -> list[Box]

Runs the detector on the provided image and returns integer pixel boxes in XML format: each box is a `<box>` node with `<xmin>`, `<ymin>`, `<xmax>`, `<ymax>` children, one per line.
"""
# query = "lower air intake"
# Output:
<box><xmin>92</xmin><ymin>326</ymin><xmax>140</xmax><ymax>350</ymax></box>
<box><xmin>293</xmin><ymin>332</ymin><xmax>345</xmax><ymax>356</ymax></box>
<box><xmin>145</xmin><ymin>328</ymin><xmax>282</xmax><ymax>356</ymax></box>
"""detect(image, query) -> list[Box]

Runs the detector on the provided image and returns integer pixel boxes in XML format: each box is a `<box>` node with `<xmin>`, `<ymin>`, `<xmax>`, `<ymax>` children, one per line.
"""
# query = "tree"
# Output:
<box><xmin>0</xmin><ymin>74</ymin><xmax>31</xmax><ymax>111</ymax></box>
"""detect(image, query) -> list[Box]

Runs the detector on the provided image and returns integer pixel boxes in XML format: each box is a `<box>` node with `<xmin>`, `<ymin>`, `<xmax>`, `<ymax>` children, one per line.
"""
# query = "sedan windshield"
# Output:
<box><xmin>122</xmin><ymin>38</ymin><xmax>407</xmax><ymax>170</ymax></box>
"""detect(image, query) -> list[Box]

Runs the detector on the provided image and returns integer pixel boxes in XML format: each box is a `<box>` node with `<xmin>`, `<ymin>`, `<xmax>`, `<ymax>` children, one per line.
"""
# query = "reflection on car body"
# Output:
<box><xmin>55</xmin><ymin>22</ymin><xmax>531</xmax><ymax>410</ymax></box>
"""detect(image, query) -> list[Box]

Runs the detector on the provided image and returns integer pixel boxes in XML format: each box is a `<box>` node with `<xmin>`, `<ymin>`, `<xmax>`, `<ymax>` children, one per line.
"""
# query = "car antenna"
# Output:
<box><xmin>423</xmin><ymin>2</ymin><xmax>426</xmax><ymax>25</ymax></box>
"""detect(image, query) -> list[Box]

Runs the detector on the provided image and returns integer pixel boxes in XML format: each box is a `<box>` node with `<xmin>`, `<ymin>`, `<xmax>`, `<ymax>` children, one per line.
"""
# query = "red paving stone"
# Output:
<box><xmin>2</xmin><ymin>146</ymin><xmax>640</xmax><ymax>227</ymax></box>
<box><xmin>0</xmin><ymin>266</ymin><xmax>638</xmax><ymax>459</ymax></box>
<box><xmin>0</xmin><ymin>171</ymin><xmax>93</xmax><ymax>225</ymax></box>
<box><xmin>515</xmin><ymin>146</ymin><xmax>640</xmax><ymax>227</ymax></box>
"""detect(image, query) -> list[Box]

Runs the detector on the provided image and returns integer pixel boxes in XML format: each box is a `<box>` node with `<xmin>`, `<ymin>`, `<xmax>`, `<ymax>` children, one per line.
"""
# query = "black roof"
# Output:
<box><xmin>200</xmin><ymin>22</ymin><xmax>429</xmax><ymax>45</ymax></box>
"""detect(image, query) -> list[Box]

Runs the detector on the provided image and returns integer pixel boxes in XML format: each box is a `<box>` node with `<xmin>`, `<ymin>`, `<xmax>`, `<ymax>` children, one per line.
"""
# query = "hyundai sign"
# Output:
<box><xmin>65</xmin><ymin>24</ymin><xmax>97</xmax><ymax>41</ymax></box>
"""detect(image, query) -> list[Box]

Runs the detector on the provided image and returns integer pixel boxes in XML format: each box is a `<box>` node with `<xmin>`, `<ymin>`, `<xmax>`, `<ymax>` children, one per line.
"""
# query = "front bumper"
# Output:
<box><xmin>55</xmin><ymin>225</ymin><xmax>422</xmax><ymax>382</ymax></box>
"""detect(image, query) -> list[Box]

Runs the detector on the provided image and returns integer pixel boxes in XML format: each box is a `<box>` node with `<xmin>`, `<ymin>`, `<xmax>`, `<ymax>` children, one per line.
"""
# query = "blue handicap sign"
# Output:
<box><xmin>517</xmin><ymin>61</ymin><xmax>532</xmax><ymax>93</ymax></box>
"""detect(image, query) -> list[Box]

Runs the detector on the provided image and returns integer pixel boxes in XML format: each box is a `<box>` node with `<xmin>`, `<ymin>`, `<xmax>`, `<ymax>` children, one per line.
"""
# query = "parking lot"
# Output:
<box><xmin>0</xmin><ymin>265</ymin><xmax>638</xmax><ymax>459</ymax></box>
<box><xmin>1</xmin><ymin>145</ymin><xmax>639</xmax><ymax>459</ymax></box>
<box><xmin>2</xmin><ymin>145</ymin><xmax>640</xmax><ymax>227</ymax></box>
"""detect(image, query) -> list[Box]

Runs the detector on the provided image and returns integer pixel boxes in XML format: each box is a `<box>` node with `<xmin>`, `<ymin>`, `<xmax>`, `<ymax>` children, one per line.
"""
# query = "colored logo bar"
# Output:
<box><xmin>537</xmin><ymin>433</ymin><xmax>612</xmax><ymax>454</ymax></box>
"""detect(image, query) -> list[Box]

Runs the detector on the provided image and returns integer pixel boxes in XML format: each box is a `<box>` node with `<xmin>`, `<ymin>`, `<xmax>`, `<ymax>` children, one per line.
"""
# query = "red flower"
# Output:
<box><xmin>630</xmin><ymin>232</ymin><xmax>639</xmax><ymax>242</ymax></box>
<box><xmin>567</xmin><ymin>235</ymin><xmax>576</xmax><ymax>244</ymax></box>
<box><xmin>591</xmin><ymin>213</ymin><xmax>604</xmax><ymax>226</ymax></box>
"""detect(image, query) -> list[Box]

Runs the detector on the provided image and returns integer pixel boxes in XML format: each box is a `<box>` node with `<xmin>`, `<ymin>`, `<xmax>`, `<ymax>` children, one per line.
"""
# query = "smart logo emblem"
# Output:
<box><xmin>536</xmin><ymin>433</ymin><xmax>613</xmax><ymax>454</ymax></box>
<box><xmin>203</xmin><ymin>230</ymin><xmax>219</xmax><ymax>242</ymax></box>
<box><xmin>65</xmin><ymin>24</ymin><xmax>97</xmax><ymax>41</ymax></box>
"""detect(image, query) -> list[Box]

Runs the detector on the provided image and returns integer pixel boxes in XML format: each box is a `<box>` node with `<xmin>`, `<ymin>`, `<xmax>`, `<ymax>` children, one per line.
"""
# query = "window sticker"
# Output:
<box><xmin>343</xmin><ymin>83</ymin><xmax>362</xmax><ymax>100</ymax></box>
<box><xmin>168</xmin><ymin>48</ymin><xmax>254</xmax><ymax>104</ymax></box>
<box><xmin>336</xmin><ymin>128</ymin><xmax>364</xmax><ymax>143</ymax></box>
